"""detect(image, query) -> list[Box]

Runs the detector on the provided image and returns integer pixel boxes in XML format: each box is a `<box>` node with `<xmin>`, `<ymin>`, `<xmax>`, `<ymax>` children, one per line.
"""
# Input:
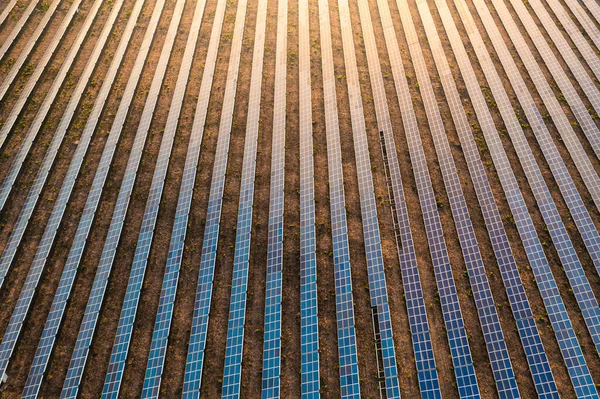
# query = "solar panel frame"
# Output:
<box><xmin>316</xmin><ymin>0</ymin><xmax>361</xmax><ymax>395</ymax></box>
<box><xmin>56</xmin><ymin>0</ymin><xmax>173</xmax><ymax>395</ymax></box>
<box><xmin>260</xmin><ymin>0</ymin><xmax>287</xmax><ymax>396</ymax></box>
<box><xmin>0</xmin><ymin>0</ymin><xmax>67</xmax><ymax>103</ymax></box>
<box><xmin>298</xmin><ymin>0</ymin><xmax>320</xmax><ymax>395</ymax></box>
<box><xmin>218</xmin><ymin>0</ymin><xmax>267</xmax><ymax>396</ymax></box>
<box><xmin>335</xmin><ymin>0</ymin><xmax>402</xmax><ymax>396</ymax></box>
<box><xmin>180</xmin><ymin>0</ymin><xmax>250</xmax><ymax>395</ymax></box>
<box><xmin>17</xmin><ymin>1</ymin><xmax>146</xmax><ymax>395</ymax></box>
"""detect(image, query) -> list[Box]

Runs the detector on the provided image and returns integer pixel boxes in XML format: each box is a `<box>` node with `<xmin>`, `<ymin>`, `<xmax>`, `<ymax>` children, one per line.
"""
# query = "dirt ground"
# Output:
<box><xmin>0</xmin><ymin>0</ymin><xmax>600</xmax><ymax>396</ymax></box>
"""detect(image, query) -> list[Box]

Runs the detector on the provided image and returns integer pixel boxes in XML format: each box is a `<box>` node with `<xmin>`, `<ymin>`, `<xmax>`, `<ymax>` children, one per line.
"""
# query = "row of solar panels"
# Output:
<box><xmin>1</xmin><ymin>0</ymin><xmax>600</xmax><ymax>397</ymax></box>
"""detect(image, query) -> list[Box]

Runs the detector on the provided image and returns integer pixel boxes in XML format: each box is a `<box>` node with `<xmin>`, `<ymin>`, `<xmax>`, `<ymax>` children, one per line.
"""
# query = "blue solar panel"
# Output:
<box><xmin>316</xmin><ymin>0</ymin><xmax>361</xmax><ymax>395</ymax></box>
<box><xmin>181</xmin><ymin>0</ymin><xmax>250</xmax><ymax>395</ymax></box>
<box><xmin>17</xmin><ymin>0</ymin><xmax>146</xmax><ymax>396</ymax></box>
<box><xmin>357</xmin><ymin>0</ymin><xmax>444</xmax><ymax>397</ymax></box>
<box><xmin>260</xmin><ymin>1</ymin><xmax>287</xmax><ymax>397</ymax></box>
<box><xmin>0</xmin><ymin>0</ymin><xmax>73</xmax><ymax>107</ymax></box>
<box><xmin>92</xmin><ymin>1</ymin><xmax>189</xmax><ymax>396</ymax></box>
<box><xmin>56</xmin><ymin>0</ymin><xmax>172</xmax><ymax>395</ymax></box>
<box><xmin>219</xmin><ymin>0</ymin><xmax>267</xmax><ymax>396</ymax></box>
<box><xmin>468</xmin><ymin>0</ymin><xmax>600</xmax><ymax>395</ymax></box>
<box><xmin>298</xmin><ymin>0</ymin><xmax>320</xmax><ymax>395</ymax></box>
<box><xmin>393</xmin><ymin>0</ymin><xmax>484</xmax><ymax>397</ymax></box>
<box><xmin>0</xmin><ymin>0</ymin><xmax>39</xmax><ymax>62</ymax></box>
<box><xmin>0</xmin><ymin>0</ymin><xmax>119</xmax><ymax>381</ymax></box>
<box><xmin>137</xmin><ymin>1</ymin><xmax>211</xmax><ymax>397</ymax></box>
<box><xmin>336</xmin><ymin>0</ymin><xmax>401</xmax><ymax>397</ymax></box>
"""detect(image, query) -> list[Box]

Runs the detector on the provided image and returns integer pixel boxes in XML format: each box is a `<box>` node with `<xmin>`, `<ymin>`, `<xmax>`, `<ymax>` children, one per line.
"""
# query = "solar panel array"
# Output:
<box><xmin>140</xmin><ymin>0</ymin><xmax>230</xmax><ymax>396</ymax></box>
<box><xmin>316</xmin><ymin>0</ymin><xmax>361</xmax><ymax>395</ymax></box>
<box><xmin>0</xmin><ymin>0</ymin><xmax>39</xmax><ymax>61</ymax></box>
<box><xmin>298</xmin><ymin>0</ymin><xmax>320</xmax><ymax>395</ymax></box>
<box><xmin>0</xmin><ymin>0</ymin><xmax>127</xmax><ymax>383</ymax></box>
<box><xmin>355</xmin><ymin>0</ymin><xmax>443</xmax><ymax>397</ymax></box>
<box><xmin>0</xmin><ymin>0</ymin><xmax>68</xmax><ymax>103</ymax></box>
<box><xmin>260</xmin><ymin>0</ymin><xmax>287</xmax><ymax>396</ymax></box>
<box><xmin>19</xmin><ymin>0</ymin><xmax>146</xmax><ymax>395</ymax></box>
<box><xmin>336</xmin><ymin>0</ymin><xmax>402</xmax><ymax>396</ymax></box>
<box><xmin>181</xmin><ymin>0</ymin><xmax>250</xmax><ymax>395</ymax></box>
<box><xmin>2</xmin><ymin>0</ymin><xmax>600</xmax><ymax>396</ymax></box>
<box><xmin>481</xmin><ymin>0</ymin><xmax>600</xmax><ymax>356</ymax></box>
<box><xmin>219</xmin><ymin>0</ymin><xmax>267</xmax><ymax>396</ymax></box>
<box><xmin>57</xmin><ymin>0</ymin><xmax>171</xmax><ymax>395</ymax></box>
<box><xmin>96</xmin><ymin>0</ymin><xmax>188</xmax><ymax>395</ymax></box>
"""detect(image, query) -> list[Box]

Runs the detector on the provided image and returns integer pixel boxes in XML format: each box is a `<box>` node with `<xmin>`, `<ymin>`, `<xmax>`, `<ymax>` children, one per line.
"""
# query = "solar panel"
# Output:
<box><xmin>336</xmin><ymin>0</ymin><xmax>401</xmax><ymax>397</ymax></box>
<box><xmin>0</xmin><ymin>0</ymin><xmax>39</xmax><ymax>62</ymax></box>
<box><xmin>180</xmin><ymin>0</ymin><xmax>250</xmax><ymax>395</ymax></box>
<box><xmin>355</xmin><ymin>0</ymin><xmax>444</xmax><ymax>397</ymax></box>
<box><xmin>316</xmin><ymin>0</ymin><xmax>361</xmax><ymax>395</ymax></box>
<box><xmin>0</xmin><ymin>0</ymin><xmax>68</xmax><ymax>104</ymax></box>
<box><xmin>18</xmin><ymin>0</ymin><xmax>146</xmax><ymax>396</ymax></box>
<box><xmin>0</xmin><ymin>0</ymin><xmax>106</xmax><ymax>291</ymax></box>
<box><xmin>555</xmin><ymin>0</ymin><xmax>600</xmax><ymax>51</ymax></box>
<box><xmin>138</xmin><ymin>0</ymin><xmax>229</xmax><ymax>396</ymax></box>
<box><xmin>509</xmin><ymin>0</ymin><xmax>600</xmax><ymax>158</ymax></box>
<box><xmin>260</xmin><ymin>0</ymin><xmax>287</xmax><ymax>397</ymax></box>
<box><xmin>0</xmin><ymin>0</ymin><xmax>113</xmax><ymax>214</ymax></box>
<box><xmin>91</xmin><ymin>0</ymin><xmax>190</xmax><ymax>396</ymax></box>
<box><xmin>482</xmin><ymin>0</ymin><xmax>600</xmax><ymax>357</ymax></box>
<box><xmin>0</xmin><ymin>0</ymin><xmax>19</xmax><ymax>28</ymax></box>
<box><xmin>218</xmin><ymin>0</ymin><xmax>267</xmax><ymax>397</ymax></box>
<box><xmin>467</xmin><ymin>0</ymin><xmax>600</xmax><ymax>395</ymax></box>
<box><xmin>580</xmin><ymin>0</ymin><xmax>600</xmax><ymax>23</ymax></box>
<box><xmin>298</xmin><ymin>0</ymin><xmax>320</xmax><ymax>395</ymax></box>
<box><xmin>56</xmin><ymin>0</ymin><xmax>172</xmax><ymax>395</ymax></box>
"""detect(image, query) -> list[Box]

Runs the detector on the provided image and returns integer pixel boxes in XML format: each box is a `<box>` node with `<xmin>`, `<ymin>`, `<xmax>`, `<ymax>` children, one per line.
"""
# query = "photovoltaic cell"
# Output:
<box><xmin>0</xmin><ymin>0</ymin><xmax>69</xmax><ymax>104</ymax></box>
<box><xmin>139</xmin><ymin>0</ymin><xmax>229</xmax><ymax>397</ymax></box>
<box><xmin>336</xmin><ymin>0</ymin><xmax>401</xmax><ymax>396</ymax></box>
<box><xmin>316</xmin><ymin>0</ymin><xmax>361</xmax><ymax>395</ymax></box>
<box><xmin>298</xmin><ymin>0</ymin><xmax>320</xmax><ymax>395</ymax></box>
<box><xmin>356</xmin><ymin>0</ymin><xmax>443</xmax><ymax>397</ymax></box>
<box><xmin>19</xmin><ymin>0</ymin><xmax>146</xmax><ymax>395</ymax></box>
<box><xmin>57</xmin><ymin>0</ymin><xmax>172</xmax><ymax>395</ymax></box>
<box><xmin>219</xmin><ymin>0</ymin><xmax>267</xmax><ymax>396</ymax></box>
<box><xmin>261</xmin><ymin>0</ymin><xmax>287</xmax><ymax>396</ymax></box>
<box><xmin>479</xmin><ymin>0</ymin><xmax>600</xmax><ymax>357</ymax></box>
<box><xmin>181</xmin><ymin>0</ymin><xmax>249</xmax><ymax>395</ymax></box>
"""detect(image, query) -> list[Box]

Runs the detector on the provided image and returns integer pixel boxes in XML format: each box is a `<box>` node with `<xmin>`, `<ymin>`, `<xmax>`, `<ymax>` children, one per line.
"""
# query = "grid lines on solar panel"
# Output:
<box><xmin>0</xmin><ymin>0</ymin><xmax>72</xmax><ymax>105</ymax></box>
<box><xmin>92</xmin><ymin>1</ymin><xmax>190</xmax><ymax>396</ymax></box>
<box><xmin>484</xmin><ymin>0</ymin><xmax>600</xmax><ymax>215</ymax></box>
<box><xmin>508</xmin><ymin>0</ymin><xmax>600</xmax><ymax>157</ymax></box>
<box><xmin>18</xmin><ymin>0</ymin><xmax>147</xmax><ymax>395</ymax></box>
<box><xmin>424</xmin><ymin>0</ymin><xmax>568</xmax><ymax>396</ymax></box>
<box><xmin>580</xmin><ymin>0</ymin><xmax>600</xmax><ymax>24</ymax></box>
<box><xmin>0</xmin><ymin>0</ymin><xmax>133</xmax><ymax>388</ymax></box>
<box><xmin>336</xmin><ymin>0</ymin><xmax>401</xmax><ymax>396</ymax></box>
<box><xmin>555</xmin><ymin>0</ymin><xmax>600</xmax><ymax>51</ymax></box>
<box><xmin>138</xmin><ymin>0</ymin><xmax>229</xmax><ymax>396</ymax></box>
<box><xmin>56</xmin><ymin>0</ymin><xmax>173</xmax><ymax>396</ymax></box>
<box><xmin>466</xmin><ymin>0</ymin><xmax>600</xmax><ymax>396</ymax></box>
<box><xmin>316</xmin><ymin>0</ymin><xmax>361</xmax><ymax>394</ymax></box>
<box><xmin>393</xmin><ymin>0</ymin><xmax>484</xmax><ymax>397</ymax></box>
<box><xmin>0</xmin><ymin>0</ymin><xmax>19</xmax><ymax>28</ymax></box>
<box><xmin>0</xmin><ymin>0</ymin><xmax>108</xmax><ymax>211</ymax></box>
<box><xmin>480</xmin><ymin>0</ymin><xmax>600</xmax><ymax>355</ymax></box>
<box><xmin>218</xmin><ymin>0</ymin><xmax>267</xmax><ymax>397</ymax></box>
<box><xmin>180</xmin><ymin>0</ymin><xmax>250</xmax><ymax>396</ymax></box>
<box><xmin>260</xmin><ymin>0</ymin><xmax>287</xmax><ymax>396</ymax></box>
<box><xmin>355</xmin><ymin>0</ymin><xmax>444</xmax><ymax>397</ymax></box>
<box><xmin>0</xmin><ymin>0</ymin><xmax>39</xmax><ymax>61</ymax></box>
<box><xmin>298</xmin><ymin>0</ymin><xmax>320</xmax><ymax>395</ymax></box>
